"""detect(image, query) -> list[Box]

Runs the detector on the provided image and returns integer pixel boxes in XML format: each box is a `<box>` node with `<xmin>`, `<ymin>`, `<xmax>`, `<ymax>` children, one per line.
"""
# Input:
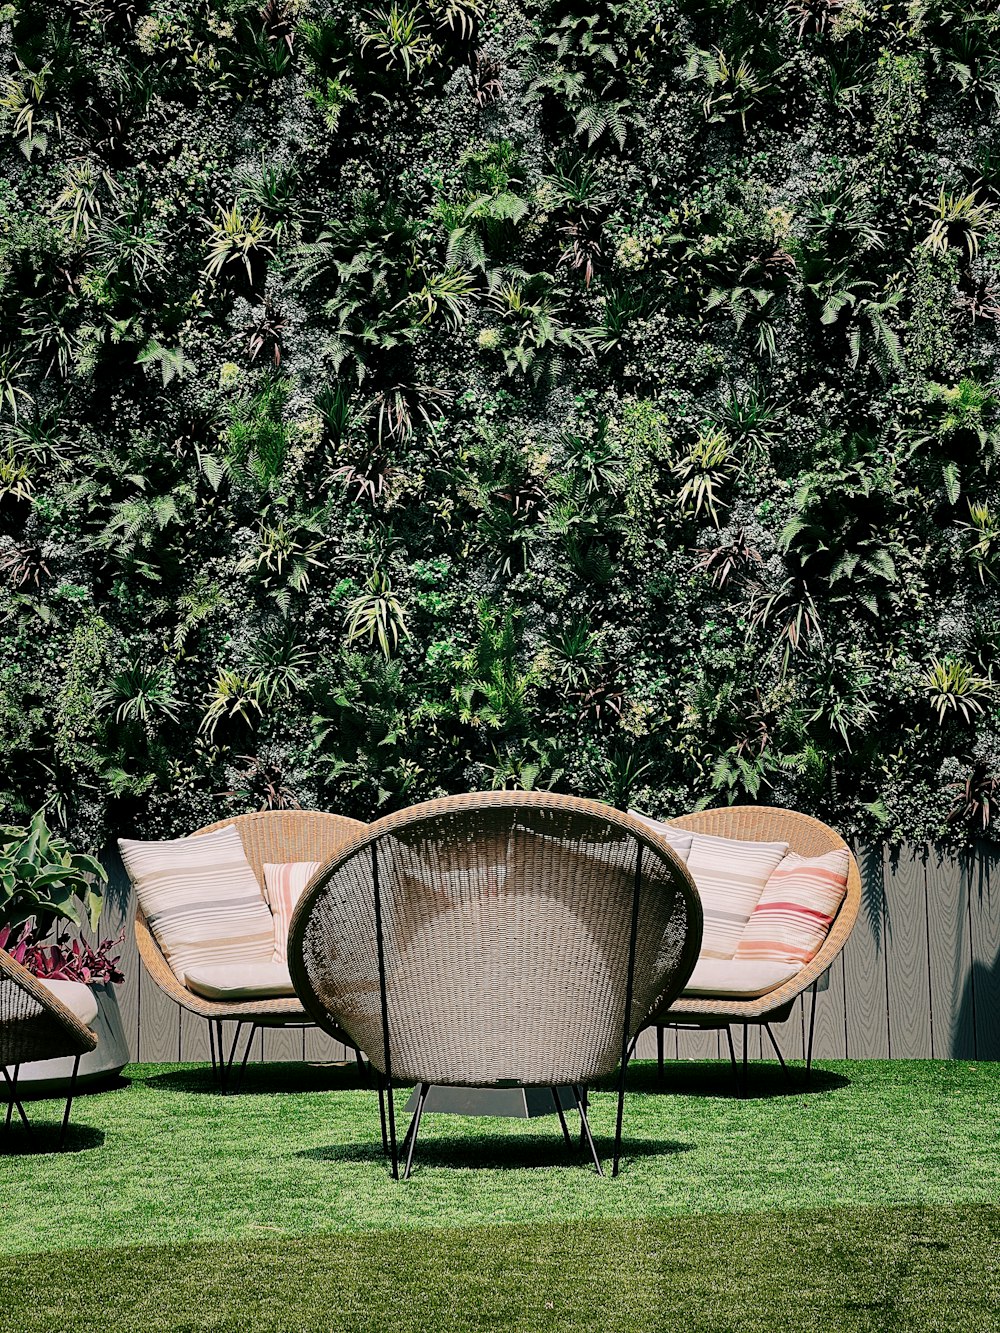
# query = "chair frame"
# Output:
<box><xmin>133</xmin><ymin>810</ymin><xmax>367</xmax><ymax>1091</ymax></box>
<box><xmin>288</xmin><ymin>791</ymin><xmax>702</xmax><ymax>1179</ymax></box>
<box><xmin>2</xmin><ymin>948</ymin><xmax>98</xmax><ymax>1150</ymax></box>
<box><xmin>645</xmin><ymin>805</ymin><xmax>861</xmax><ymax>1093</ymax></box>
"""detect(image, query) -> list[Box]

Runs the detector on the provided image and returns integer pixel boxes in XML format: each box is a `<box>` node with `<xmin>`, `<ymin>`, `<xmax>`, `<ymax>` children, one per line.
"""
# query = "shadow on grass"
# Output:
<box><xmin>15</xmin><ymin>1071</ymin><xmax>133</xmax><ymax>1102</ymax></box>
<box><xmin>624</xmin><ymin>1060</ymin><xmax>850</xmax><ymax>1101</ymax></box>
<box><xmin>297</xmin><ymin>1132</ymin><xmax>692</xmax><ymax>1171</ymax></box>
<box><xmin>140</xmin><ymin>1062</ymin><xmax>373</xmax><ymax>1097</ymax></box>
<box><xmin>1</xmin><ymin>1123</ymin><xmax>104</xmax><ymax>1156</ymax></box>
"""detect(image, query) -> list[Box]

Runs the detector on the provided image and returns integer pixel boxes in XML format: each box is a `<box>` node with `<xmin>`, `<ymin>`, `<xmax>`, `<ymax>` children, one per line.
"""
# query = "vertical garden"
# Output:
<box><xmin>1</xmin><ymin>0</ymin><xmax>999</xmax><ymax>847</ymax></box>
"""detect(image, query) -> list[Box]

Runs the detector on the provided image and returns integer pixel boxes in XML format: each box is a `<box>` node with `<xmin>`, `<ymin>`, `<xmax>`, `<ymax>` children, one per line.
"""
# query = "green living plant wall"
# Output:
<box><xmin>1</xmin><ymin>0</ymin><xmax>999</xmax><ymax>849</ymax></box>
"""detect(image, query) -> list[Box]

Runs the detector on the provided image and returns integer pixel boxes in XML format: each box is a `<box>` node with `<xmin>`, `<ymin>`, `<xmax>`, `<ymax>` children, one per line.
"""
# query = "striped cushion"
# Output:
<box><xmin>735</xmin><ymin>848</ymin><xmax>849</xmax><ymax>965</ymax></box>
<box><xmin>682</xmin><ymin>831</ymin><xmax>789</xmax><ymax>959</ymax></box>
<box><xmin>627</xmin><ymin>811</ymin><xmax>694</xmax><ymax>862</ymax></box>
<box><xmin>119</xmin><ymin>825</ymin><xmax>275</xmax><ymax>985</ymax></box>
<box><xmin>262</xmin><ymin>861</ymin><xmax>322</xmax><ymax>965</ymax></box>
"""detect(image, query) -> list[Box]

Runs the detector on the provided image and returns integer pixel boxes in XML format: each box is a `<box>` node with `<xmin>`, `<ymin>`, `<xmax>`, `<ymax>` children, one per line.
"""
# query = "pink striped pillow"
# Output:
<box><xmin>735</xmin><ymin>849</ymin><xmax>849</xmax><ymax>965</ymax></box>
<box><xmin>262</xmin><ymin>861</ymin><xmax>322</xmax><ymax>965</ymax></box>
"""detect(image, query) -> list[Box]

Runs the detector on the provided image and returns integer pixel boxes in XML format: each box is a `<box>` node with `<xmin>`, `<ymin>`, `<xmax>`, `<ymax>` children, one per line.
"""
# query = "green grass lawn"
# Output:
<box><xmin>3</xmin><ymin>1060</ymin><xmax>999</xmax><ymax>1331</ymax></box>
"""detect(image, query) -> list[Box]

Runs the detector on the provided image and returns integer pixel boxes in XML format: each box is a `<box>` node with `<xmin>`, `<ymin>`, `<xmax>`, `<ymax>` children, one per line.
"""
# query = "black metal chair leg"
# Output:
<box><xmin>551</xmin><ymin>1088</ymin><xmax>573</xmax><ymax>1150</ymax></box>
<box><xmin>354</xmin><ymin>1046</ymin><xmax>367</xmax><ymax>1079</ymax></box>
<box><xmin>2</xmin><ymin>1064</ymin><xmax>31</xmax><ymax>1138</ymax></box>
<box><xmin>382</xmin><ymin>1075</ymin><xmax>399</xmax><ymax>1179</ymax></box>
<box><xmin>214</xmin><ymin>1020</ymin><xmax>227</xmax><ymax>1091</ymax></box>
<box><xmin>573</xmin><ymin>1084</ymin><xmax>604</xmax><ymax>1177</ymax></box>
<box><xmin>763</xmin><ymin>1023</ymin><xmax>792</xmax><ymax>1089</ymax></box>
<box><xmin>59</xmin><ymin>1055</ymin><xmax>81</xmax><ymax>1150</ymax></box>
<box><xmin>762</xmin><ymin>1023</ymin><xmax>794</xmax><ymax>1087</ymax></box>
<box><xmin>724</xmin><ymin>1025</ymin><xmax>744</xmax><ymax>1098</ymax></box>
<box><xmin>402</xmin><ymin>1082</ymin><xmax>429</xmax><ymax>1180</ymax></box>
<box><xmin>222</xmin><ymin>1021</ymin><xmax>245</xmax><ymax>1095</ymax></box>
<box><xmin>208</xmin><ymin>1020</ymin><xmax>218</xmax><ymax>1078</ymax></box>
<box><xmin>377</xmin><ymin>1081</ymin><xmax>388</xmax><ymax>1155</ymax></box>
<box><xmin>612</xmin><ymin>1066</ymin><xmax>629</xmax><ymax>1178</ymax></box>
<box><xmin>232</xmin><ymin>1023</ymin><xmax>257</xmax><ymax>1095</ymax></box>
<box><xmin>806</xmin><ymin>981</ymin><xmax>818</xmax><ymax>1082</ymax></box>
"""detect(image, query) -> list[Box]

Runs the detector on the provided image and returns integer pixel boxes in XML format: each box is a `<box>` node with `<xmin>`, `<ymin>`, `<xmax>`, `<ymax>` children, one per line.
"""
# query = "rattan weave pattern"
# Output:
<box><xmin>288</xmin><ymin>792</ymin><xmax>703</xmax><ymax>1087</ymax></box>
<box><xmin>134</xmin><ymin>810</ymin><xmax>365</xmax><ymax>1024</ymax></box>
<box><xmin>656</xmin><ymin>805</ymin><xmax>861</xmax><ymax>1022</ymax></box>
<box><xmin>1</xmin><ymin>948</ymin><xmax>98</xmax><ymax>1068</ymax></box>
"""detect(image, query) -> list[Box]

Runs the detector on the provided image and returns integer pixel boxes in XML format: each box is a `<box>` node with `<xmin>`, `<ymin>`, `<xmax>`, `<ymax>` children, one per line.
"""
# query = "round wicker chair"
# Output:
<box><xmin>646</xmin><ymin>805</ymin><xmax>861</xmax><ymax>1089</ymax></box>
<box><xmin>134</xmin><ymin>809</ymin><xmax>366</xmax><ymax>1089</ymax></box>
<box><xmin>288</xmin><ymin>791</ymin><xmax>702</xmax><ymax>1178</ymax></box>
<box><xmin>2</xmin><ymin>948</ymin><xmax>98</xmax><ymax>1149</ymax></box>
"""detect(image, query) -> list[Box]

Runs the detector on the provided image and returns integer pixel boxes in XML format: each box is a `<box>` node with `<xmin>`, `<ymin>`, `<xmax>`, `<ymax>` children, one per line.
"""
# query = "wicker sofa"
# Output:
<box><xmin>643</xmin><ymin>804</ymin><xmax>861</xmax><ymax>1089</ymax></box>
<box><xmin>133</xmin><ymin>809</ymin><xmax>366</xmax><ymax>1090</ymax></box>
<box><xmin>288</xmin><ymin>791</ymin><xmax>703</xmax><ymax>1178</ymax></box>
<box><xmin>2</xmin><ymin>947</ymin><xmax>98</xmax><ymax>1148</ymax></box>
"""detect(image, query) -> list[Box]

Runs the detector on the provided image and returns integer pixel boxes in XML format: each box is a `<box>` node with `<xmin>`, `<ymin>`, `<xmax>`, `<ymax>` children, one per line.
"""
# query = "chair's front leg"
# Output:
<box><xmin>2</xmin><ymin>1063</ymin><xmax>32</xmax><ymax>1137</ymax></box>
<box><xmin>59</xmin><ymin>1055</ymin><xmax>81</xmax><ymax>1150</ymax></box>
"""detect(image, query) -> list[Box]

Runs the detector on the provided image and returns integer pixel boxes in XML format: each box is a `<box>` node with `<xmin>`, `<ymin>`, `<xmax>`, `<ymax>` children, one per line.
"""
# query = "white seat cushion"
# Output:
<box><xmin>184</xmin><ymin>963</ymin><xmax>296</xmax><ymax>1001</ymax></box>
<box><xmin>682</xmin><ymin>958</ymin><xmax>801</xmax><ymax>999</ymax></box>
<box><xmin>42</xmin><ymin>979</ymin><xmax>99</xmax><ymax>1026</ymax></box>
<box><xmin>119</xmin><ymin>825</ymin><xmax>275</xmax><ymax>985</ymax></box>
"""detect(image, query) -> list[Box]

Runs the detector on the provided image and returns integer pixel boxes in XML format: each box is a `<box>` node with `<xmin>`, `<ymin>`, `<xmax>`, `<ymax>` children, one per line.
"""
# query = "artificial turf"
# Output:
<box><xmin>3</xmin><ymin>1060</ymin><xmax>999</xmax><ymax>1331</ymax></box>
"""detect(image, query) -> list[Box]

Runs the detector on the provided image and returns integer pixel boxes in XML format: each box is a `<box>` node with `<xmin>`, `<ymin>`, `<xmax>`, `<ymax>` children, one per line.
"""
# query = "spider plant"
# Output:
<box><xmin>924</xmin><ymin>186</ymin><xmax>995</xmax><ymax>262</ymax></box>
<box><xmin>922</xmin><ymin>657</ymin><xmax>993</xmax><ymax>725</ymax></box>
<box><xmin>360</xmin><ymin>5</ymin><xmax>437</xmax><ymax>80</ymax></box>
<box><xmin>202</xmin><ymin>203</ymin><xmax>276</xmax><ymax>285</ymax></box>
<box><xmin>345</xmin><ymin>570</ymin><xmax>409</xmax><ymax>658</ymax></box>
<box><xmin>673</xmin><ymin>427</ymin><xmax>736</xmax><ymax>526</ymax></box>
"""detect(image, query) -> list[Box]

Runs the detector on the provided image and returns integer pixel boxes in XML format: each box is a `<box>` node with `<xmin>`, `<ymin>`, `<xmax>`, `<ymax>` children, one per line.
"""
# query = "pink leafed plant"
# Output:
<box><xmin>0</xmin><ymin>921</ymin><xmax>125</xmax><ymax>986</ymax></box>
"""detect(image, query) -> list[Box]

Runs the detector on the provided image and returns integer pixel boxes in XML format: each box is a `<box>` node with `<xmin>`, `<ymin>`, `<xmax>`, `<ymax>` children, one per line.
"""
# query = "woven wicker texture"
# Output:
<box><xmin>134</xmin><ymin>810</ymin><xmax>365</xmax><ymax>1023</ymax></box>
<box><xmin>1</xmin><ymin>948</ymin><xmax>98</xmax><ymax>1068</ymax></box>
<box><xmin>288</xmin><ymin>792</ymin><xmax>703</xmax><ymax>1087</ymax></box>
<box><xmin>656</xmin><ymin>805</ymin><xmax>861</xmax><ymax>1023</ymax></box>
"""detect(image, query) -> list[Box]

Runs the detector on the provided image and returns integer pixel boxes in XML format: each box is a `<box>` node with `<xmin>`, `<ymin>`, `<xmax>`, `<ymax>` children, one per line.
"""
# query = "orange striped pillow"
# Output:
<box><xmin>735</xmin><ymin>849</ymin><xmax>849</xmax><ymax>965</ymax></box>
<box><xmin>262</xmin><ymin>862</ymin><xmax>322</xmax><ymax>965</ymax></box>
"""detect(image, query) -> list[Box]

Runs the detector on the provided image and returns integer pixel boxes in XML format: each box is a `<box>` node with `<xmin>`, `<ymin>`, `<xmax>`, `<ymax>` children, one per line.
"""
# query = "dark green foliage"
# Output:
<box><xmin>1</xmin><ymin>0</ymin><xmax>999</xmax><ymax>845</ymax></box>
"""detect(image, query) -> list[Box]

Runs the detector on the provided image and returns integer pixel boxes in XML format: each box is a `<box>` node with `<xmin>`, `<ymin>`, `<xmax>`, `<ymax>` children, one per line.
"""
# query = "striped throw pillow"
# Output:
<box><xmin>262</xmin><ymin>861</ymin><xmax>322</xmax><ymax>965</ymax></box>
<box><xmin>735</xmin><ymin>848</ymin><xmax>849</xmax><ymax>965</ymax></box>
<box><xmin>627</xmin><ymin>811</ymin><xmax>694</xmax><ymax>862</ymax></box>
<box><xmin>119</xmin><ymin>825</ymin><xmax>275</xmax><ymax>985</ymax></box>
<box><xmin>684</xmin><ymin>832</ymin><xmax>789</xmax><ymax>959</ymax></box>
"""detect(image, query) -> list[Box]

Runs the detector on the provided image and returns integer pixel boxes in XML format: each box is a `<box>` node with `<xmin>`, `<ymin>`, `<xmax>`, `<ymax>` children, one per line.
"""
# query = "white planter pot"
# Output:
<box><xmin>16</xmin><ymin>982</ymin><xmax>130</xmax><ymax>1092</ymax></box>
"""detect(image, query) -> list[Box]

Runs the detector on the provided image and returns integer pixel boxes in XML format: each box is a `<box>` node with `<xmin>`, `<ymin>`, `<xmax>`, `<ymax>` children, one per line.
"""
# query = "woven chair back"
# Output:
<box><xmin>1</xmin><ymin>949</ymin><xmax>97</xmax><ymax>1067</ymax></box>
<box><xmin>288</xmin><ymin>792</ymin><xmax>702</xmax><ymax>1087</ymax></box>
<box><xmin>191</xmin><ymin>809</ymin><xmax>367</xmax><ymax>887</ymax></box>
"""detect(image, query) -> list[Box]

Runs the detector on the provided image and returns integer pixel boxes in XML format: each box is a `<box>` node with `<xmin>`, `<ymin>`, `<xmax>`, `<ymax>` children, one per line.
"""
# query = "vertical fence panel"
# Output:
<box><xmin>970</xmin><ymin>844</ymin><xmax>1000</xmax><ymax>1061</ymax></box>
<box><xmin>136</xmin><ymin>960</ymin><xmax>182</xmax><ymax>1063</ymax></box>
<box><xmin>103</xmin><ymin>845</ymin><xmax>140</xmax><ymax>1067</ymax></box>
<box><xmin>884</xmin><ymin>844</ymin><xmax>933</xmax><ymax>1058</ymax></box>
<box><xmin>925</xmin><ymin>846</ymin><xmax>975</xmax><ymax>1059</ymax></box>
<box><xmin>842</xmin><ymin>845</ymin><xmax>890</xmax><ymax>1058</ymax></box>
<box><xmin>263</xmin><ymin>1025</ymin><xmax>307</xmax><ymax>1064</ymax></box>
<box><xmin>305</xmin><ymin>1028</ymin><xmax>349</xmax><ymax>1063</ymax></box>
<box><xmin>811</xmin><ymin>950</ymin><xmax>848</xmax><ymax>1061</ymax></box>
<box><xmin>179</xmin><ymin>1009</ymin><xmax>211</xmax><ymax>1063</ymax></box>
